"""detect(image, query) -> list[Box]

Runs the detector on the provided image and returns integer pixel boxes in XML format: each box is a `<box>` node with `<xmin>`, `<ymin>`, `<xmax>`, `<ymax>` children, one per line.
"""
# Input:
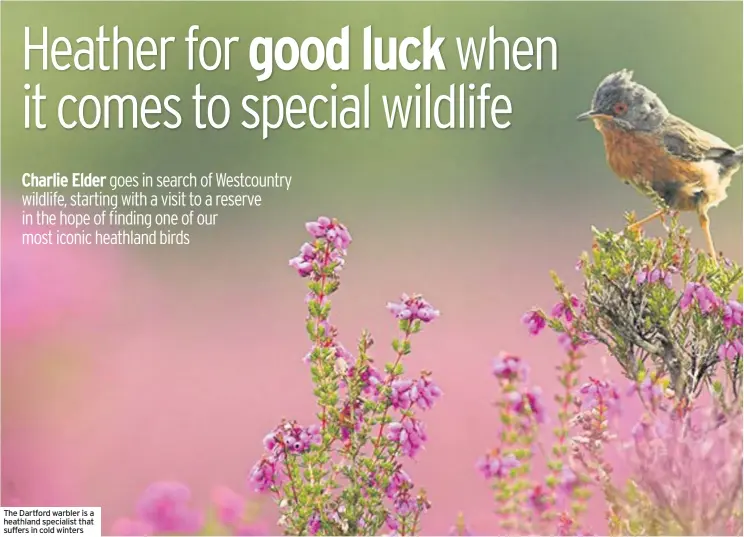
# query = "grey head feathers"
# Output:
<box><xmin>590</xmin><ymin>69</ymin><xmax>670</xmax><ymax>131</ymax></box>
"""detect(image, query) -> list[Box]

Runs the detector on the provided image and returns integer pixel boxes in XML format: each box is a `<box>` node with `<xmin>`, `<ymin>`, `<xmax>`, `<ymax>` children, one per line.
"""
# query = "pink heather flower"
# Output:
<box><xmin>527</xmin><ymin>484</ymin><xmax>550</xmax><ymax>514</ymax></box>
<box><xmin>210</xmin><ymin>485</ymin><xmax>245</xmax><ymax>528</ymax></box>
<box><xmin>135</xmin><ymin>481</ymin><xmax>203</xmax><ymax>534</ymax></box>
<box><xmin>350</xmin><ymin>363</ymin><xmax>384</xmax><ymax>396</ymax></box>
<box><xmin>393</xmin><ymin>495</ymin><xmax>417</xmax><ymax>516</ymax></box>
<box><xmin>390</xmin><ymin>379</ymin><xmax>415</xmax><ymax>409</ymax></box>
<box><xmin>288</xmin><ymin>242</ymin><xmax>317</xmax><ymax>277</ymax></box>
<box><xmin>723</xmin><ymin>300</ymin><xmax>743</xmax><ymax>330</ymax></box>
<box><xmin>507</xmin><ymin>386</ymin><xmax>546</xmax><ymax>423</ymax></box>
<box><xmin>476</xmin><ymin>452</ymin><xmax>520</xmax><ymax>479</ymax></box>
<box><xmin>110</xmin><ymin>518</ymin><xmax>153</xmax><ymax>536</ymax></box>
<box><xmin>290</xmin><ymin>218</ymin><xmax>351</xmax><ymax>279</ymax></box>
<box><xmin>521</xmin><ymin>309</ymin><xmax>545</xmax><ymax>335</ymax></box>
<box><xmin>551</xmin><ymin>295</ymin><xmax>583</xmax><ymax>322</ymax></box>
<box><xmin>636</xmin><ymin>267</ymin><xmax>649</xmax><ymax>284</ymax></box>
<box><xmin>718</xmin><ymin>339</ymin><xmax>742</xmax><ymax>361</ymax></box>
<box><xmin>261</xmin><ymin>421</ymin><xmax>321</xmax><ymax>458</ymax></box>
<box><xmin>386</xmin><ymin>294</ymin><xmax>440</xmax><ymax>323</ymax></box>
<box><xmin>385</xmin><ymin>468</ymin><xmax>413</xmax><ymax>499</ymax></box>
<box><xmin>389</xmin><ymin>375</ymin><xmax>442</xmax><ymax>411</ymax></box>
<box><xmin>557</xmin><ymin>330</ymin><xmax>595</xmax><ymax>352</ymax></box>
<box><xmin>387</xmin><ymin>419</ymin><xmax>427</xmax><ymax>458</ymax></box>
<box><xmin>578</xmin><ymin>378</ymin><xmax>621</xmax><ymax>418</ymax></box>
<box><xmin>491</xmin><ymin>352</ymin><xmax>529</xmax><ymax>382</ymax></box>
<box><xmin>386</xmin><ymin>512</ymin><xmax>399</xmax><ymax>531</ymax></box>
<box><xmin>636</xmin><ymin>267</ymin><xmax>674</xmax><ymax>288</ymax></box>
<box><xmin>305</xmin><ymin>216</ymin><xmax>352</xmax><ymax>252</ymax></box>
<box><xmin>680</xmin><ymin>282</ymin><xmax>720</xmax><ymax>314</ymax></box>
<box><xmin>248</xmin><ymin>457</ymin><xmax>282</xmax><ymax>492</ymax></box>
<box><xmin>306</xmin><ymin>512</ymin><xmax>321</xmax><ymax>535</ymax></box>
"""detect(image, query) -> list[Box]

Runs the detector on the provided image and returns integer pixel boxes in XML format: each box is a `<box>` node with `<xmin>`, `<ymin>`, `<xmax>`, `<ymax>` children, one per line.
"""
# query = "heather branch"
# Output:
<box><xmin>249</xmin><ymin>217</ymin><xmax>442</xmax><ymax>536</ymax></box>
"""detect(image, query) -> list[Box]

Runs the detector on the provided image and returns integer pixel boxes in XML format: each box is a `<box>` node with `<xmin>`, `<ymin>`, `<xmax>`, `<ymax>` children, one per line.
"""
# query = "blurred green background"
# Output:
<box><xmin>2</xmin><ymin>1</ymin><xmax>742</xmax><ymax>534</ymax></box>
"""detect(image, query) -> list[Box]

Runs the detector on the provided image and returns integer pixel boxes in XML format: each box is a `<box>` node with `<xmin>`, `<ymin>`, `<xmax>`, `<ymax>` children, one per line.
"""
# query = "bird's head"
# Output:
<box><xmin>577</xmin><ymin>69</ymin><xmax>669</xmax><ymax>131</ymax></box>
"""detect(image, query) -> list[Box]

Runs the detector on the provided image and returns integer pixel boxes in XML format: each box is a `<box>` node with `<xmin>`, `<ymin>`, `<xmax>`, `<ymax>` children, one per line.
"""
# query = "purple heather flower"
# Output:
<box><xmin>723</xmin><ymin>300</ymin><xmax>743</xmax><ymax>330</ymax></box>
<box><xmin>305</xmin><ymin>216</ymin><xmax>352</xmax><ymax>251</ymax></box>
<box><xmin>385</xmin><ymin>467</ymin><xmax>413</xmax><ymax>499</ymax></box>
<box><xmin>386</xmin><ymin>294</ymin><xmax>440</xmax><ymax>323</ymax></box>
<box><xmin>387</xmin><ymin>418</ymin><xmax>427</xmax><ymax>458</ymax></box>
<box><xmin>521</xmin><ymin>309</ymin><xmax>546</xmax><ymax>335</ymax></box>
<box><xmin>526</xmin><ymin>484</ymin><xmax>550</xmax><ymax>514</ymax></box>
<box><xmin>636</xmin><ymin>267</ymin><xmax>674</xmax><ymax>288</ymax></box>
<box><xmin>135</xmin><ymin>481</ymin><xmax>203</xmax><ymax>534</ymax></box>
<box><xmin>476</xmin><ymin>452</ymin><xmax>520</xmax><ymax>479</ymax></box>
<box><xmin>390</xmin><ymin>379</ymin><xmax>415</xmax><ymax>409</ymax></box>
<box><xmin>551</xmin><ymin>295</ymin><xmax>583</xmax><ymax>322</ymax></box>
<box><xmin>288</xmin><ymin>241</ymin><xmax>317</xmax><ymax>277</ymax></box>
<box><xmin>349</xmin><ymin>363</ymin><xmax>384</xmax><ymax>396</ymax></box>
<box><xmin>385</xmin><ymin>513</ymin><xmax>399</xmax><ymax>531</ymax></box>
<box><xmin>578</xmin><ymin>378</ymin><xmax>621</xmax><ymax>418</ymax></box>
<box><xmin>248</xmin><ymin>457</ymin><xmax>282</xmax><ymax>492</ymax></box>
<box><xmin>636</xmin><ymin>267</ymin><xmax>649</xmax><ymax>285</ymax></box>
<box><xmin>389</xmin><ymin>375</ymin><xmax>442</xmax><ymax>411</ymax></box>
<box><xmin>262</xmin><ymin>421</ymin><xmax>321</xmax><ymax>458</ymax></box>
<box><xmin>558</xmin><ymin>330</ymin><xmax>595</xmax><ymax>353</ymax></box>
<box><xmin>507</xmin><ymin>386</ymin><xmax>546</xmax><ymax>423</ymax></box>
<box><xmin>392</xmin><ymin>495</ymin><xmax>417</xmax><ymax>517</ymax></box>
<box><xmin>306</xmin><ymin>512</ymin><xmax>321</xmax><ymax>535</ymax></box>
<box><xmin>680</xmin><ymin>281</ymin><xmax>720</xmax><ymax>314</ymax></box>
<box><xmin>718</xmin><ymin>339</ymin><xmax>742</xmax><ymax>361</ymax></box>
<box><xmin>491</xmin><ymin>352</ymin><xmax>529</xmax><ymax>382</ymax></box>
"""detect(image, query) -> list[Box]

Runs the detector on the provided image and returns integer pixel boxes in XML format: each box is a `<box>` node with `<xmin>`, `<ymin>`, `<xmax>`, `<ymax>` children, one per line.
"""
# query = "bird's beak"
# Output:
<box><xmin>576</xmin><ymin>110</ymin><xmax>611</xmax><ymax>122</ymax></box>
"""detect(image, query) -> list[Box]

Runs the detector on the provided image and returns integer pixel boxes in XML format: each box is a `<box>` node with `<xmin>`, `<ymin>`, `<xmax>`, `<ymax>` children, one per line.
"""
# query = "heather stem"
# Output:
<box><xmin>371</xmin><ymin>325</ymin><xmax>413</xmax><ymax>458</ymax></box>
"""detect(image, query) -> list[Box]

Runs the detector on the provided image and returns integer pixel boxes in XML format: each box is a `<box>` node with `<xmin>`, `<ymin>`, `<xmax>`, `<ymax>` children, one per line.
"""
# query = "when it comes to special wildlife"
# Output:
<box><xmin>577</xmin><ymin>69</ymin><xmax>743</xmax><ymax>264</ymax></box>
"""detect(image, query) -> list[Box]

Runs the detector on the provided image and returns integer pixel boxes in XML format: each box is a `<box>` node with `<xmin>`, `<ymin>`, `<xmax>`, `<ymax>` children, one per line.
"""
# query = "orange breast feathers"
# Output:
<box><xmin>595</xmin><ymin>121</ymin><xmax>706</xmax><ymax>186</ymax></box>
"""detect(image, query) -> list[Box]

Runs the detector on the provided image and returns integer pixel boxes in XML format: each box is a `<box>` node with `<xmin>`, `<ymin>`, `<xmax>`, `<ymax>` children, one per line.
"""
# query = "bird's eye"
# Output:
<box><xmin>613</xmin><ymin>102</ymin><xmax>628</xmax><ymax>115</ymax></box>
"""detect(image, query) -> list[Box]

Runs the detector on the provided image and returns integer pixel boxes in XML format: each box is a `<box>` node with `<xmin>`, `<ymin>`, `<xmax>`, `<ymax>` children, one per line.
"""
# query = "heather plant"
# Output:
<box><xmin>248</xmin><ymin>217</ymin><xmax>442</xmax><ymax>536</ymax></box>
<box><xmin>473</xmin><ymin>213</ymin><xmax>742</xmax><ymax>536</ymax></box>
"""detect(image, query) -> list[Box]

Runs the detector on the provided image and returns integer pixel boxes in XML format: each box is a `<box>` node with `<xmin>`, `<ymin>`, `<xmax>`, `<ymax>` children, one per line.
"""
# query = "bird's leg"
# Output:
<box><xmin>698</xmin><ymin>211</ymin><xmax>719</xmax><ymax>265</ymax></box>
<box><xmin>627</xmin><ymin>209</ymin><xmax>665</xmax><ymax>232</ymax></box>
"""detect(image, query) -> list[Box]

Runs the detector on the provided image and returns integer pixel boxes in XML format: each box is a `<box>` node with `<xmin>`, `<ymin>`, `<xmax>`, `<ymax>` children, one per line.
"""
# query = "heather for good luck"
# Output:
<box><xmin>249</xmin><ymin>216</ymin><xmax>442</xmax><ymax>536</ymax></box>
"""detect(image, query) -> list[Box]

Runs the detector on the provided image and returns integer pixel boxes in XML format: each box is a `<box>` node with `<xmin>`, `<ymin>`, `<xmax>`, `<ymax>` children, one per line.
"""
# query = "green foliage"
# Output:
<box><xmin>574</xmin><ymin>214</ymin><xmax>741</xmax><ymax>405</ymax></box>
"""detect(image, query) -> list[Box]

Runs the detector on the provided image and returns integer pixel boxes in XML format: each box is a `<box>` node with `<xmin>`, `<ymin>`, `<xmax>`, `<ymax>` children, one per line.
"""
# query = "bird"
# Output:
<box><xmin>577</xmin><ymin>69</ymin><xmax>742</xmax><ymax>264</ymax></box>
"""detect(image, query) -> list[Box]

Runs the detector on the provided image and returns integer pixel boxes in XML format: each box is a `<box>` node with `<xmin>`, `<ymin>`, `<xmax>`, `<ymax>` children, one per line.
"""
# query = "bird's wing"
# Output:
<box><xmin>661</xmin><ymin>115</ymin><xmax>735</xmax><ymax>162</ymax></box>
